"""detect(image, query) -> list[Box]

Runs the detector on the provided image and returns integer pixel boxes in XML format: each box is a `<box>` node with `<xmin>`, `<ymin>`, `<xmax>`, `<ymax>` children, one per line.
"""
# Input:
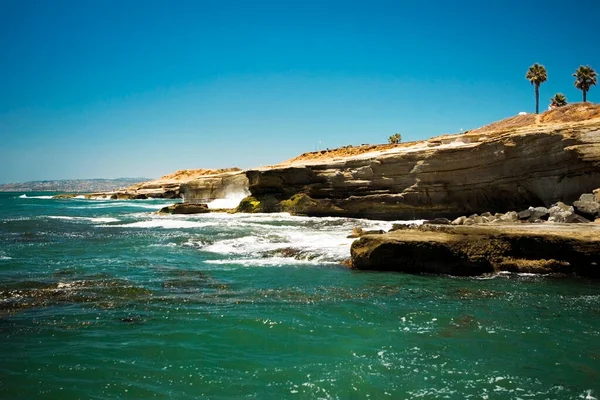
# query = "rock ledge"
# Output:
<box><xmin>350</xmin><ymin>224</ymin><xmax>600</xmax><ymax>277</ymax></box>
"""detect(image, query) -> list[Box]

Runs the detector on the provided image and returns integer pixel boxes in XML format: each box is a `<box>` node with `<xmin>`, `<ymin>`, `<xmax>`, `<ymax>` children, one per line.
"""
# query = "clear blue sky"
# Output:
<box><xmin>1</xmin><ymin>0</ymin><xmax>599</xmax><ymax>183</ymax></box>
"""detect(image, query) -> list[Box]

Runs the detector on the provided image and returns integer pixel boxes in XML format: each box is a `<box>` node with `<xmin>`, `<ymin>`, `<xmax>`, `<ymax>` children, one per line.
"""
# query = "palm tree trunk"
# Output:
<box><xmin>583</xmin><ymin>90</ymin><xmax>587</xmax><ymax>102</ymax></box>
<box><xmin>535</xmin><ymin>84</ymin><xmax>539</xmax><ymax>114</ymax></box>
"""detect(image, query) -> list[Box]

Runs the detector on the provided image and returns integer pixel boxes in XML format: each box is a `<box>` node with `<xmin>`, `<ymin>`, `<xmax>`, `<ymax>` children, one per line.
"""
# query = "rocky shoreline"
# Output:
<box><xmin>50</xmin><ymin>104</ymin><xmax>600</xmax><ymax>277</ymax></box>
<box><xmin>348</xmin><ymin>189</ymin><xmax>600</xmax><ymax>277</ymax></box>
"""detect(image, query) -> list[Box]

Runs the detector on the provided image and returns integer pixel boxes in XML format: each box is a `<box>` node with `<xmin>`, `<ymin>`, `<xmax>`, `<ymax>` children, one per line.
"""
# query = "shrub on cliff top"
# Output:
<box><xmin>550</xmin><ymin>93</ymin><xmax>567</xmax><ymax>108</ymax></box>
<box><xmin>388</xmin><ymin>133</ymin><xmax>402</xmax><ymax>144</ymax></box>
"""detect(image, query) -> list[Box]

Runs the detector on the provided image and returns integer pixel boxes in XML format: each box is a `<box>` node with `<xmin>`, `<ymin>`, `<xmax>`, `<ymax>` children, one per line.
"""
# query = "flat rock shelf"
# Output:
<box><xmin>350</xmin><ymin>223</ymin><xmax>600</xmax><ymax>277</ymax></box>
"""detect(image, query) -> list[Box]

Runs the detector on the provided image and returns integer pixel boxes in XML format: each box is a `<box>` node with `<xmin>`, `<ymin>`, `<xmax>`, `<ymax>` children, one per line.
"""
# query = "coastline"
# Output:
<box><xmin>47</xmin><ymin>103</ymin><xmax>600</xmax><ymax>277</ymax></box>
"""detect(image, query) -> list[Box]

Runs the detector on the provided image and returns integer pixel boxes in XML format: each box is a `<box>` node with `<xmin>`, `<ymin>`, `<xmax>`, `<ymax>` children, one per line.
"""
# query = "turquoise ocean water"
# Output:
<box><xmin>0</xmin><ymin>192</ymin><xmax>598</xmax><ymax>399</ymax></box>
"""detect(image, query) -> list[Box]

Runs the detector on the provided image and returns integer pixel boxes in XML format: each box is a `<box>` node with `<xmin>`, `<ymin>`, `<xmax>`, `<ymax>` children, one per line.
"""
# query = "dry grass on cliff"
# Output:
<box><xmin>158</xmin><ymin>168</ymin><xmax>242</xmax><ymax>181</ymax></box>
<box><xmin>539</xmin><ymin>102</ymin><xmax>600</xmax><ymax>123</ymax></box>
<box><xmin>125</xmin><ymin>168</ymin><xmax>243</xmax><ymax>191</ymax></box>
<box><xmin>469</xmin><ymin>102</ymin><xmax>600</xmax><ymax>136</ymax></box>
<box><xmin>284</xmin><ymin>103</ymin><xmax>600</xmax><ymax>164</ymax></box>
<box><xmin>284</xmin><ymin>143</ymin><xmax>411</xmax><ymax>164</ymax></box>
<box><xmin>467</xmin><ymin>114</ymin><xmax>537</xmax><ymax>135</ymax></box>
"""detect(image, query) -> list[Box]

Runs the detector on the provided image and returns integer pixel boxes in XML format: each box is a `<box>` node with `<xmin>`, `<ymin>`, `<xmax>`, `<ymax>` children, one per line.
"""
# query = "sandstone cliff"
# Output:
<box><xmin>83</xmin><ymin>168</ymin><xmax>242</xmax><ymax>199</ymax></box>
<box><xmin>179</xmin><ymin>103</ymin><xmax>600</xmax><ymax>220</ymax></box>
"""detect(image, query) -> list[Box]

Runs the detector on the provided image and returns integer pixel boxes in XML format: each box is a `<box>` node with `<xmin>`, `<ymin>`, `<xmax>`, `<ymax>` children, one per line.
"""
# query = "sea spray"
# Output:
<box><xmin>206</xmin><ymin>188</ymin><xmax>251</xmax><ymax>209</ymax></box>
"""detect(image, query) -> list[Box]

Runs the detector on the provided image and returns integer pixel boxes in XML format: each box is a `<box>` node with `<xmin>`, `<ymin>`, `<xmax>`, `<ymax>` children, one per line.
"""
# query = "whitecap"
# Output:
<box><xmin>47</xmin><ymin>216</ymin><xmax>120</xmax><ymax>223</ymax></box>
<box><xmin>73</xmin><ymin>202</ymin><xmax>171</xmax><ymax>210</ymax></box>
<box><xmin>19</xmin><ymin>194</ymin><xmax>53</xmax><ymax>199</ymax></box>
<box><xmin>199</xmin><ymin>214</ymin><xmax>423</xmax><ymax>263</ymax></box>
<box><xmin>205</xmin><ymin>258</ymin><xmax>340</xmax><ymax>267</ymax></box>
<box><xmin>206</xmin><ymin>189</ymin><xmax>250</xmax><ymax>209</ymax></box>
<box><xmin>102</xmin><ymin>219</ymin><xmax>212</xmax><ymax>229</ymax></box>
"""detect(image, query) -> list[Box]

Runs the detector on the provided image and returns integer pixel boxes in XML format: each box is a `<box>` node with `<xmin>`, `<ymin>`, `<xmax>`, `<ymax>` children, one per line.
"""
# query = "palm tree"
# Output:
<box><xmin>550</xmin><ymin>93</ymin><xmax>567</xmax><ymax>108</ymax></box>
<box><xmin>573</xmin><ymin>65</ymin><xmax>597</xmax><ymax>102</ymax></box>
<box><xmin>526</xmin><ymin>63</ymin><xmax>548</xmax><ymax>114</ymax></box>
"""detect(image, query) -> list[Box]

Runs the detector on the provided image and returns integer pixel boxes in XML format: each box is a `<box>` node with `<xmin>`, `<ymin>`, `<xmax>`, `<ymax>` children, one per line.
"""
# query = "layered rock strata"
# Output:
<box><xmin>350</xmin><ymin>224</ymin><xmax>600</xmax><ymax>277</ymax></box>
<box><xmin>180</xmin><ymin>104</ymin><xmax>600</xmax><ymax>220</ymax></box>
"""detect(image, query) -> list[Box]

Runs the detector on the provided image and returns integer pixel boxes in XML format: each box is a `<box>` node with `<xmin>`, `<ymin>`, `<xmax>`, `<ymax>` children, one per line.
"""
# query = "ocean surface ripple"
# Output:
<box><xmin>0</xmin><ymin>193</ymin><xmax>599</xmax><ymax>399</ymax></box>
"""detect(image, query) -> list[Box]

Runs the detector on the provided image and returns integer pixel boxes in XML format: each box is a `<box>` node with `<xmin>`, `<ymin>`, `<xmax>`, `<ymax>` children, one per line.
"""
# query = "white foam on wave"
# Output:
<box><xmin>19</xmin><ymin>194</ymin><xmax>53</xmax><ymax>199</ymax></box>
<box><xmin>103</xmin><ymin>219</ymin><xmax>213</xmax><ymax>229</ymax></box>
<box><xmin>48</xmin><ymin>216</ymin><xmax>120</xmax><ymax>223</ymax></box>
<box><xmin>206</xmin><ymin>189</ymin><xmax>251</xmax><ymax>210</ymax></box>
<box><xmin>205</xmin><ymin>257</ymin><xmax>340</xmax><ymax>267</ymax></box>
<box><xmin>497</xmin><ymin>271</ymin><xmax>540</xmax><ymax>277</ymax></box>
<box><xmin>0</xmin><ymin>250</ymin><xmax>12</xmax><ymax>261</ymax></box>
<box><xmin>200</xmin><ymin>213</ymin><xmax>417</xmax><ymax>263</ymax></box>
<box><xmin>70</xmin><ymin>202</ymin><xmax>170</xmax><ymax>210</ymax></box>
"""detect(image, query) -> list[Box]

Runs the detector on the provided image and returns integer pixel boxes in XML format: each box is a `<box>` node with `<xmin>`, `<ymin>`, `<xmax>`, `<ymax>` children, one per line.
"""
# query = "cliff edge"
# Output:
<box><xmin>179</xmin><ymin>103</ymin><xmax>600</xmax><ymax>220</ymax></box>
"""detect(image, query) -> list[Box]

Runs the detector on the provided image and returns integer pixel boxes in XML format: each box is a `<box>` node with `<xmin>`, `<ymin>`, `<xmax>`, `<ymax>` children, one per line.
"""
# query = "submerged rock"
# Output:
<box><xmin>158</xmin><ymin>203</ymin><xmax>210</xmax><ymax>214</ymax></box>
<box><xmin>350</xmin><ymin>224</ymin><xmax>600</xmax><ymax>277</ymax></box>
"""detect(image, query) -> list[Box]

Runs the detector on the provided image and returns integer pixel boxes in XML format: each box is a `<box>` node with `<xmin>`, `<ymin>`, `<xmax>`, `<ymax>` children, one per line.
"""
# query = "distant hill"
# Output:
<box><xmin>0</xmin><ymin>178</ymin><xmax>151</xmax><ymax>193</ymax></box>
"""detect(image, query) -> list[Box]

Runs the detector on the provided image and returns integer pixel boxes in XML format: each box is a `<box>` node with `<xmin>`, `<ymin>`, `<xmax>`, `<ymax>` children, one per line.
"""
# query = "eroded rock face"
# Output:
<box><xmin>350</xmin><ymin>224</ymin><xmax>600</xmax><ymax>277</ymax></box>
<box><xmin>239</xmin><ymin>128</ymin><xmax>600</xmax><ymax>219</ymax></box>
<box><xmin>181</xmin><ymin>105</ymin><xmax>600</xmax><ymax>220</ymax></box>
<box><xmin>181</xmin><ymin>172</ymin><xmax>250</xmax><ymax>204</ymax></box>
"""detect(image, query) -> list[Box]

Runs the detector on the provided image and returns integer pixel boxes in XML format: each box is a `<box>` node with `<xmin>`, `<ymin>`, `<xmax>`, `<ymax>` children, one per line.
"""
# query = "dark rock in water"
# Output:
<box><xmin>0</xmin><ymin>278</ymin><xmax>153</xmax><ymax>316</ymax></box>
<box><xmin>573</xmin><ymin>193</ymin><xmax>600</xmax><ymax>220</ymax></box>
<box><xmin>423</xmin><ymin>218</ymin><xmax>451</xmax><ymax>225</ymax></box>
<box><xmin>114</xmin><ymin>193</ymin><xmax>148</xmax><ymax>200</ymax></box>
<box><xmin>350</xmin><ymin>224</ymin><xmax>600</xmax><ymax>277</ymax></box>
<box><xmin>120</xmin><ymin>315</ymin><xmax>144</xmax><ymax>324</ymax></box>
<box><xmin>548</xmin><ymin>202</ymin><xmax>575</xmax><ymax>223</ymax></box>
<box><xmin>158</xmin><ymin>203</ymin><xmax>210</xmax><ymax>214</ymax></box>
<box><xmin>259</xmin><ymin>247</ymin><xmax>319</xmax><ymax>260</ymax></box>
